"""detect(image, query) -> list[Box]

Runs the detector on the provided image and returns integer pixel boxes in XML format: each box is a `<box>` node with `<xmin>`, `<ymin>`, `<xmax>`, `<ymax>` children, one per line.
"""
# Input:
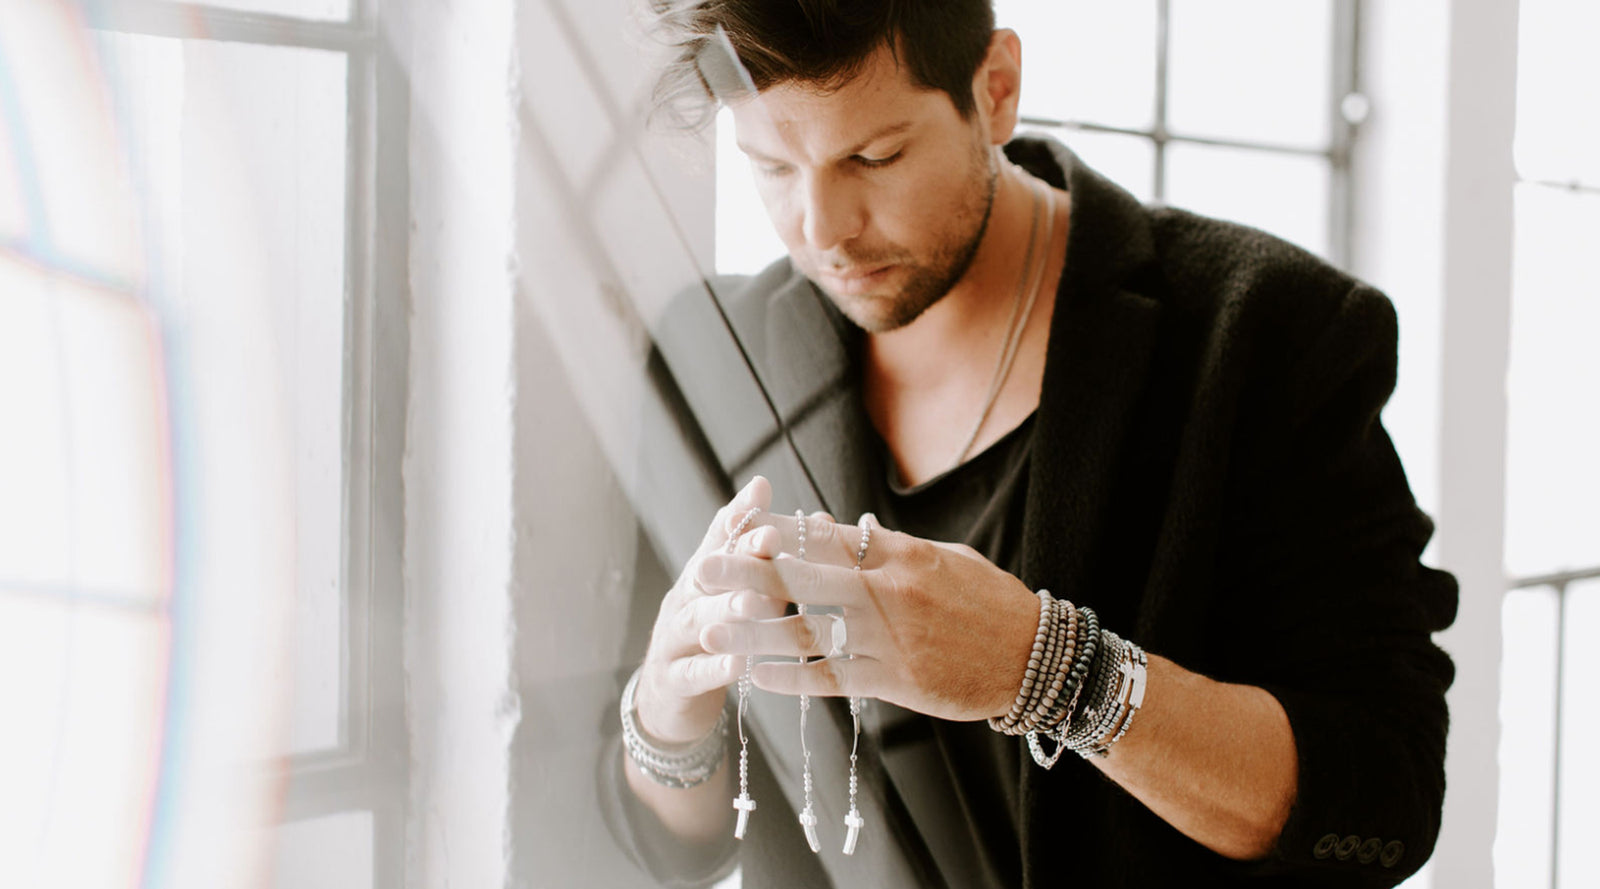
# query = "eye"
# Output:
<box><xmin>853</xmin><ymin>150</ymin><xmax>903</xmax><ymax>169</ymax></box>
<box><xmin>752</xmin><ymin>160</ymin><xmax>793</xmax><ymax>178</ymax></box>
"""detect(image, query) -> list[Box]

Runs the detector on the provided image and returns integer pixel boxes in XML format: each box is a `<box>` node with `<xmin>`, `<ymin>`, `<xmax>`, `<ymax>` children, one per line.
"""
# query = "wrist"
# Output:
<box><xmin>621</xmin><ymin>667</ymin><xmax>728</xmax><ymax>789</ymax></box>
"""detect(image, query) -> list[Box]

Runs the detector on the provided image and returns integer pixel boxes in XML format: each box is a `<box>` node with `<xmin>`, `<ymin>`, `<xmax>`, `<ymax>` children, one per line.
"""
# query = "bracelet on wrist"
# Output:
<box><xmin>619</xmin><ymin>666</ymin><xmax>729</xmax><ymax>789</ymax></box>
<box><xmin>990</xmin><ymin>588</ymin><xmax>1146</xmax><ymax>768</ymax></box>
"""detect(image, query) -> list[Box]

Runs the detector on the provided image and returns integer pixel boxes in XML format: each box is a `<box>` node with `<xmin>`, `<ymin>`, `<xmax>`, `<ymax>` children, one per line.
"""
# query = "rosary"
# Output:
<box><xmin>729</xmin><ymin>508</ymin><xmax>869</xmax><ymax>855</ymax></box>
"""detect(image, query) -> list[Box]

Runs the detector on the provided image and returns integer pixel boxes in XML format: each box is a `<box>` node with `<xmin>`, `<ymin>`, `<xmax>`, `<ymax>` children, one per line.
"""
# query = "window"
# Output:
<box><xmin>1495</xmin><ymin>1</ymin><xmax>1600</xmax><ymax>886</ymax></box>
<box><xmin>0</xmin><ymin>1</ymin><xmax>404</xmax><ymax>885</ymax></box>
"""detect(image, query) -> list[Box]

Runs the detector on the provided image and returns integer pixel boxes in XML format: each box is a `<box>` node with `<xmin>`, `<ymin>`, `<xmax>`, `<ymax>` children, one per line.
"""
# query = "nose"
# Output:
<box><xmin>800</xmin><ymin>172</ymin><xmax>865</xmax><ymax>253</ymax></box>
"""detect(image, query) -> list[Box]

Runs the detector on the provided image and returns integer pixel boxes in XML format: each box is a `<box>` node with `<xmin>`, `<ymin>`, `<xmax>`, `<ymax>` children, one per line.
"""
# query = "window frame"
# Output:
<box><xmin>1013</xmin><ymin>0</ymin><xmax>1364</xmax><ymax>269</ymax></box>
<box><xmin>80</xmin><ymin>1</ymin><xmax>408</xmax><ymax>884</ymax></box>
<box><xmin>1504</xmin><ymin>126</ymin><xmax>1600</xmax><ymax>889</ymax></box>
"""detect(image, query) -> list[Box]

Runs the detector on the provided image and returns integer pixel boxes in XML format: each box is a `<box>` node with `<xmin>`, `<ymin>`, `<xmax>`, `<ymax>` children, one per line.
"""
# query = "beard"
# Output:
<box><xmin>810</xmin><ymin>138</ymin><xmax>998</xmax><ymax>334</ymax></box>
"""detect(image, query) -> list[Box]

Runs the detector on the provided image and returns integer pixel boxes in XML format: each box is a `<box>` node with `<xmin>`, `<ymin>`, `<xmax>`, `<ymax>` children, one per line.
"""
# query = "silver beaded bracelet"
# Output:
<box><xmin>620</xmin><ymin>666</ymin><xmax>729</xmax><ymax>789</ymax></box>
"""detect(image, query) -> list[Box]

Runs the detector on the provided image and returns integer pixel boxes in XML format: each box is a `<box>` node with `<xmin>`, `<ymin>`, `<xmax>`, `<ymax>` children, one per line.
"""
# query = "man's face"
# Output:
<box><xmin>729</xmin><ymin>44</ymin><xmax>997</xmax><ymax>333</ymax></box>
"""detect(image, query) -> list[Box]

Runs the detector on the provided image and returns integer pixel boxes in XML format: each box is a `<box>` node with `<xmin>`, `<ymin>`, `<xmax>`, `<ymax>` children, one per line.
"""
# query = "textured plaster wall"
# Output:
<box><xmin>401</xmin><ymin>0</ymin><xmax>520</xmax><ymax>886</ymax></box>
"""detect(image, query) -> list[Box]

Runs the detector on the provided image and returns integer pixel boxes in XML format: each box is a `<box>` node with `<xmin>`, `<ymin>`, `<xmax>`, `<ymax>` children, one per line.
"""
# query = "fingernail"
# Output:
<box><xmin>704</xmin><ymin>624</ymin><xmax>730</xmax><ymax>650</ymax></box>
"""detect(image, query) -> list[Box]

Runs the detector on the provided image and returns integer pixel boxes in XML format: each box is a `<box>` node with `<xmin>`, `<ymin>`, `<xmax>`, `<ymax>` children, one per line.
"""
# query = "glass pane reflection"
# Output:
<box><xmin>1515</xmin><ymin>0</ymin><xmax>1600</xmax><ymax>185</ymax></box>
<box><xmin>1505</xmin><ymin>185</ymin><xmax>1600</xmax><ymax>579</ymax></box>
<box><xmin>995</xmin><ymin>0</ymin><xmax>1158</xmax><ymax>131</ymax></box>
<box><xmin>1167</xmin><ymin>0</ymin><xmax>1333</xmax><ymax>149</ymax></box>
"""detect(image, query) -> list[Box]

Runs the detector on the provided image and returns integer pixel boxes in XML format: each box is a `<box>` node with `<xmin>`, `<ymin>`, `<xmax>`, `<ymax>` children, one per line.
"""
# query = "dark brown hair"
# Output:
<box><xmin>648</xmin><ymin>0</ymin><xmax>997</xmax><ymax>129</ymax></box>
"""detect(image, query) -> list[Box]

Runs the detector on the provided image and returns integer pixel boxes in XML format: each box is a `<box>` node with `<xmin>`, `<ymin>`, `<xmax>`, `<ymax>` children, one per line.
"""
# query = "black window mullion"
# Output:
<box><xmin>1153</xmin><ymin>0</ymin><xmax>1171</xmax><ymax>204</ymax></box>
<box><xmin>1327</xmin><ymin>0</ymin><xmax>1363</xmax><ymax>270</ymax></box>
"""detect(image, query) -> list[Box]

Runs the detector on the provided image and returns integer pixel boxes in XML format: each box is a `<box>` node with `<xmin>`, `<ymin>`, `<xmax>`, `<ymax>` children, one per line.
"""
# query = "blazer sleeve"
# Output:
<box><xmin>1210</xmin><ymin>283</ymin><xmax>1459</xmax><ymax>886</ymax></box>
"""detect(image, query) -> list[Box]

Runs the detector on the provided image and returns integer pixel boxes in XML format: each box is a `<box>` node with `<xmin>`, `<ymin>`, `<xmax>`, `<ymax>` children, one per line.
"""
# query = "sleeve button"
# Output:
<box><xmin>1314</xmin><ymin>833</ymin><xmax>1340</xmax><ymax>859</ymax></box>
<box><xmin>1381</xmin><ymin>840</ymin><xmax>1405</xmax><ymax>868</ymax></box>
<box><xmin>1335</xmin><ymin>835</ymin><xmax>1362</xmax><ymax>861</ymax></box>
<box><xmin>1358</xmin><ymin>838</ymin><xmax>1383</xmax><ymax>864</ymax></box>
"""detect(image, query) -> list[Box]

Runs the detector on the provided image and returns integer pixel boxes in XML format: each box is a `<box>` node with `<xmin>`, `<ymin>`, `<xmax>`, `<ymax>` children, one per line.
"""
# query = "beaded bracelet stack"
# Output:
<box><xmin>620</xmin><ymin>667</ymin><xmax>729</xmax><ymax>789</ymax></box>
<box><xmin>989</xmin><ymin>589</ymin><xmax>1147</xmax><ymax>768</ymax></box>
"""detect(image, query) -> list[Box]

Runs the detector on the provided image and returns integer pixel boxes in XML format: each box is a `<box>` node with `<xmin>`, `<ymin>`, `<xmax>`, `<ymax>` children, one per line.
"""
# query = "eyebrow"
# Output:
<box><xmin>737</xmin><ymin>119</ymin><xmax>915</xmax><ymax>164</ymax></box>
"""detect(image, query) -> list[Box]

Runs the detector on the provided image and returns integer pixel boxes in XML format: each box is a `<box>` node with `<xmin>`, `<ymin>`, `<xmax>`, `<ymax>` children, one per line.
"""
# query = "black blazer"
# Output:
<box><xmin>635</xmin><ymin>136</ymin><xmax>1458</xmax><ymax>888</ymax></box>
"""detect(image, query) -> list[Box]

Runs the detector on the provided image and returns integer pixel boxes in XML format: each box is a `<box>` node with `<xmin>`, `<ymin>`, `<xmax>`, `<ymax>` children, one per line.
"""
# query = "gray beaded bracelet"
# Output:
<box><xmin>620</xmin><ymin>666</ymin><xmax>728</xmax><ymax>789</ymax></box>
<box><xmin>990</xmin><ymin>590</ymin><xmax>1054</xmax><ymax>734</ymax></box>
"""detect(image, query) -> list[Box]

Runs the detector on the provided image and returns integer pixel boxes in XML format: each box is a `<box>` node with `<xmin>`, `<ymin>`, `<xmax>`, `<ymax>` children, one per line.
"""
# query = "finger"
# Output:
<box><xmin>701</xmin><ymin>612</ymin><xmax>866</xmax><ymax>659</ymax></box>
<box><xmin>751</xmin><ymin>655</ymin><xmax>887</xmax><ymax>699</ymax></box>
<box><xmin>763</xmin><ymin>513</ymin><xmax>875</xmax><ymax>569</ymax></box>
<box><xmin>662</xmin><ymin>652</ymin><xmax>743</xmax><ymax>698</ymax></box>
<box><xmin>697</xmin><ymin>551</ymin><xmax>871</xmax><ymax>607</ymax></box>
<box><xmin>698</xmin><ymin>476</ymin><xmax>772</xmax><ymax>550</ymax></box>
<box><xmin>661</xmin><ymin>590</ymin><xmax>785</xmax><ymax>657</ymax></box>
<box><xmin>734</xmin><ymin>524</ymin><xmax>783</xmax><ymax>559</ymax></box>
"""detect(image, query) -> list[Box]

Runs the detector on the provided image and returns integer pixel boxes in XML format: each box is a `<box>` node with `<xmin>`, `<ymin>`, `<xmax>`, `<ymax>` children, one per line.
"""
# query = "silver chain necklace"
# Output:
<box><xmin>950</xmin><ymin>172</ymin><xmax>1055</xmax><ymax>470</ymax></box>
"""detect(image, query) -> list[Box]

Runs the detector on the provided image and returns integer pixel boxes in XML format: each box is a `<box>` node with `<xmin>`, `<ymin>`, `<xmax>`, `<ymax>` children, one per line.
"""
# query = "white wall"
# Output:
<box><xmin>399</xmin><ymin>1</ymin><xmax>520</xmax><ymax>887</ymax></box>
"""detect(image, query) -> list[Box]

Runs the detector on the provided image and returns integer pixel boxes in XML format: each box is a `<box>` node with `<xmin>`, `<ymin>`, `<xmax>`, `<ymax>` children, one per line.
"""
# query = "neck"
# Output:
<box><xmin>862</xmin><ymin>153</ymin><xmax>1070</xmax><ymax>486</ymax></box>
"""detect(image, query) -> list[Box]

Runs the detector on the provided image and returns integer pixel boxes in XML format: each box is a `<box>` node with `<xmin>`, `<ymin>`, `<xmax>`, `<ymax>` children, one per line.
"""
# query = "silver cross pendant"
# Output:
<box><xmin>733</xmin><ymin>793</ymin><xmax>756</xmax><ymax>839</ymax></box>
<box><xmin>798</xmin><ymin>805</ymin><xmax>821</xmax><ymax>852</ymax></box>
<box><xmin>843</xmin><ymin>808</ymin><xmax>864</xmax><ymax>855</ymax></box>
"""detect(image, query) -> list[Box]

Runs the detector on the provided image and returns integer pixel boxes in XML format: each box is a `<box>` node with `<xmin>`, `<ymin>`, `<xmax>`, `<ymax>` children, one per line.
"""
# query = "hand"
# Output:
<box><xmin>633</xmin><ymin>476</ymin><xmax>792</xmax><ymax>745</ymax></box>
<box><xmin>694</xmin><ymin>514</ymin><xmax>1041</xmax><ymax>722</ymax></box>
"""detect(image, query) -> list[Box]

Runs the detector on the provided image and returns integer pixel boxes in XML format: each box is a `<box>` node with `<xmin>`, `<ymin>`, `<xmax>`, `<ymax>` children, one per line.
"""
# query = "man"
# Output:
<box><xmin>607</xmin><ymin>2</ymin><xmax>1457</xmax><ymax>887</ymax></box>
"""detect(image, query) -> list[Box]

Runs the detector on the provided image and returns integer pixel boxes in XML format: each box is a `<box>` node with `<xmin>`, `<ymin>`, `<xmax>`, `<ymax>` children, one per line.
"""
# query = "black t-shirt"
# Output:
<box><xmin>856</xmin><ymin>411</ymin><xmax>1037</xmax><ymax>889</ymax></box>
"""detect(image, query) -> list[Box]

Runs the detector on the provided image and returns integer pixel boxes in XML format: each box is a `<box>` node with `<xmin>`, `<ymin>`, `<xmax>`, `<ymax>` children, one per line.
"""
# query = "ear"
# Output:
<box><xmin>973</xmin><ymin>29</ymin><xmax>1023</xmax><ymax>146</ymax></box>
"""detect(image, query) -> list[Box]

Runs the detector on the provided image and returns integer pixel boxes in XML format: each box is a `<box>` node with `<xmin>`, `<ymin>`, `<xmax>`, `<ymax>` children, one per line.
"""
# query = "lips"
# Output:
<box><xmin>820</xmin><ymin>264</ymin><xmax>893</xmax><ymax>295</ymax></box>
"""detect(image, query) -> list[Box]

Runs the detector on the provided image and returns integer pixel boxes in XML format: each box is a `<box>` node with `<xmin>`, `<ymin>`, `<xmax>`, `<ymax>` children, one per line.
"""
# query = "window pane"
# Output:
<box><xmin>1504</xmin><ymin>185</ymin><xmax>1600</xmax><ymax>579</ymax></box>
<box><xmin>0</xmin><ymin>87</ymin><xmax>28</xmax><ymax>242</ymax></box>
<box><xmin>1037</xmin><ymin>127</ymin><xmax>1156</xmax><ymax>204</ymax></box>
<box><xmin>1515</xmin><ymin>0</ymin><xmax>1600</xmax><ymax>185</ymax></box>
<box><xmin>715</xmin><ymin>108</ymin><xmax>787</xmax><ymax>276</ymax></box>
<box><xmin>0</xmin><ymin>2</ymin><xmax>142</xmax><ymax>281</ymax></box>
<box><xmin>1495</xmin><ymin>587</ymin><xmax>1559</xmax><ymax>889</ymax></box>
<box><xmin>1168</xmin><ymin>0</ymin><xmax>1333</xmax><ymax>148</ymax></box>
<box><xmin>1557</xmin><ymin>580</ymin><xmax>1600</xmax><ymax>889</ymax></box>
<box><xmin>0</xmin><ymin>260</ymin><xmax>74</xmax><ymax>589</ymax></box>
<box><xmin>191</xmin><ymin>0</ymin><xmax>352</xmax><ymax>22</ymax></box>
<box><xmin>995</xmin><ymin>0</ymin><xmax>1158</xmax><ymax>131</ymax></box>
<box><xmin>271</xmin><ymin>811</ymin><xmax>374</xmax><ymax>889</ymax></box>
<box><xmin>0</xmin><ymin>258</ymin><xmax>171</xmax><ymax>603</ymax></box>
<box><xmin>97</xmin><ymin>33</ymin><xmax>350</xmax><ymax>753</ymax></box>
<box><xmin>1164</xmin><ymin>143</ymin><xmax>1329</xmax><ymax>259</ymax></box>
<box><xmin>0</xmin><ymin>598</ymin><xmax>167</xmax><ymax>889</ymax></box>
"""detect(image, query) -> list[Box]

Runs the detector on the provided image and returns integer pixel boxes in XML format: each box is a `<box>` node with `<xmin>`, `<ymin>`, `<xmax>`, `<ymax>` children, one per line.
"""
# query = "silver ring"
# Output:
<box><xmin>827</xmin><ymin>613</ymin><xmax>848</xmax><ymax>658</ymax></box>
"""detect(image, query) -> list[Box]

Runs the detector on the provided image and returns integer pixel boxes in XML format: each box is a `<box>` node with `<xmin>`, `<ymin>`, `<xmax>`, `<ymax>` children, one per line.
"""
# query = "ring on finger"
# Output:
<box><xmin>826</xmin><ymin>613</ymin><xmax>848</xmax><ymax>659</ymax></box>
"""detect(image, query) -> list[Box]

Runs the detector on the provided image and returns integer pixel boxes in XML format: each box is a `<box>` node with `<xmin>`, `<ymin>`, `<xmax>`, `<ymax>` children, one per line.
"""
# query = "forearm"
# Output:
<box><xmin>1090</xmin><ymin>654</ymin><xmax>1298</xmax><ymax>861</ymax></box>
